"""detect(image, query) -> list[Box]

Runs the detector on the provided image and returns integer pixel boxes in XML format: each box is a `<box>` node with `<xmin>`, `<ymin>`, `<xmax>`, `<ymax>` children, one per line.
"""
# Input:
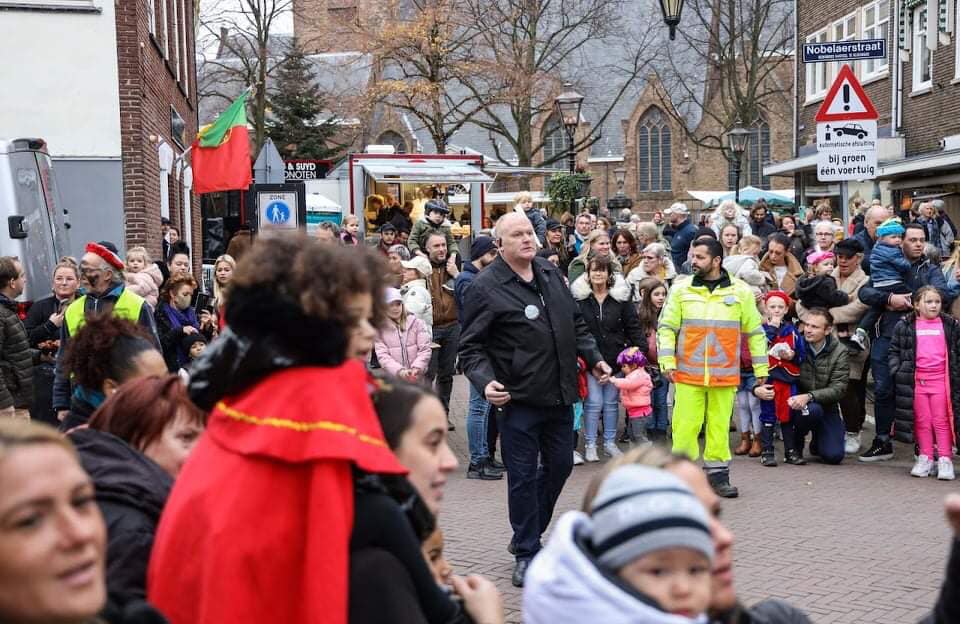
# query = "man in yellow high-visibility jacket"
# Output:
<box><xmin>658</xmin><ymin>238</ymin><xmax>769</xmax><ymax>498</ymax></box>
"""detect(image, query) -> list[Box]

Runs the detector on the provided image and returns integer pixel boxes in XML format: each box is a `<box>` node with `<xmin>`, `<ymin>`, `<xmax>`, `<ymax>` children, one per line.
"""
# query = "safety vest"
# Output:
<box><xmin>65</xmin><ymin>288</ymin><xmax>145</xmax><ymax>337</ymax></box>
<box><xmin>657</xmin><ymin>275</ymin><xmax>769</xmax><ymax>387</ymax></box>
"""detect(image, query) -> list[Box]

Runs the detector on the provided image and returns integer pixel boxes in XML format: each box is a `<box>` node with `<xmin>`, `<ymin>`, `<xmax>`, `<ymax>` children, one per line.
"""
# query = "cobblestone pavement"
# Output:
<box><xmin>440</xmin><ymin>375</ymin><xmax>953</xmax><ymax>624</ymax></box>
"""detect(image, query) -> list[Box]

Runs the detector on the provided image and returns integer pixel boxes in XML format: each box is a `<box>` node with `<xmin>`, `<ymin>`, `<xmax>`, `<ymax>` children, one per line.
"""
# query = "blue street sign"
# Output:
<box><xmin>266</xmin><ymin>200</ymin><xmax>291</xmax><ymax>225</ymax></box>
<box><xmin>803</xmin><ymin>39</ymin><xmax>886</xmax><ymax>63</ymax></box>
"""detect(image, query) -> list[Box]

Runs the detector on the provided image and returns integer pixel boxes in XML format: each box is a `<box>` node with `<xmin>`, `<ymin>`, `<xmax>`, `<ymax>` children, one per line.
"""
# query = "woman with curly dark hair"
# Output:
<box><xmin>58</xmin><ymin>315</ymin><xmax>167</xmax><ymax>431</ymax></box>
<box><xmin>69</xmin><ymin>375</ymin><xmax>206</xmax><ymax>607</ymax></box>
<box><xmin>148</xmin><ymin>235</ymin><xmax>408</xmax><ymax>624</ymax></box>
<box><xmin>154</xmin><ymin>273</ymin><xmax>200</xmax><ymax>373</ymax></box>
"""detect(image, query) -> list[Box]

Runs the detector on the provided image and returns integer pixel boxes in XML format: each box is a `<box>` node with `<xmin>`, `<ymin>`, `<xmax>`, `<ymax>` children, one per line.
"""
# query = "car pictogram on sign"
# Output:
<box><xmin>834</xmin><ymin>123</ymin><xmax>867</xmax><ymax>139</ymax></box>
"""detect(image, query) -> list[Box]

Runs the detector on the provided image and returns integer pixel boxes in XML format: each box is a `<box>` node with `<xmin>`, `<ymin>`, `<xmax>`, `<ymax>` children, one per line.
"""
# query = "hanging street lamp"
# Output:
<box><xmin>659</xmin><ymin>0</ymin><xmax>685</xmax><ymax>40</ymax></box>
<box><xmin>725</xmin><ymin>119</ymin><xmax>751</xmax><ymax>204</ymax></box>
<box><xmin>554</xmin><ymin>82</ymin><xmax>585</xmax><ymax>174</ymax></box>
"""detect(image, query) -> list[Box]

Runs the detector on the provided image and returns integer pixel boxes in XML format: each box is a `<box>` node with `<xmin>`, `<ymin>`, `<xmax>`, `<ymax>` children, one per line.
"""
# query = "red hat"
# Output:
<box><xmin>764</xmin><ymin>289</ymin><xmax>792</xmax><ymax>307</ymax></box>
<box><xmin>85</xmin><ymin>242</ymin><xmax>125</xmax><ymax>271</ymax></box>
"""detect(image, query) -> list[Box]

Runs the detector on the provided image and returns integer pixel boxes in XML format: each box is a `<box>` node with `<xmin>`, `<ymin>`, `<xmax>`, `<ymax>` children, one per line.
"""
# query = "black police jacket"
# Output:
<box><xmin>459</xmin><ymin>255</ymin><xmax>603</xmax><ymax>407</ymax></box>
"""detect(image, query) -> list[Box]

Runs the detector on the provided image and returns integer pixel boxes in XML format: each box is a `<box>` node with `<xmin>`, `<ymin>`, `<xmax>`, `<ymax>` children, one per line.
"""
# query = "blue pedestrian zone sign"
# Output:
<box><xmin>803</xmin><ymin>39</ymin><xmax>886</xmax><ymax>63</ymax></box>
<box><xmin>266</xmin><ymin>200</ymin><xmax>291</xmax><ymax>224</ymax></box>
<box><xmin>258</xmin><ymin>191</ymin><xmax>299</xmax><ymax>230</ymax></box>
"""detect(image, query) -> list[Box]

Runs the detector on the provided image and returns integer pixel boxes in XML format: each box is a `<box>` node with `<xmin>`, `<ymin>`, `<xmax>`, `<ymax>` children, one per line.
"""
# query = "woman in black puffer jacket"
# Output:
<box><xmin>889</xmin><ymin>310</ymin><xmax>960</xmax><ymax>443</ymax></box>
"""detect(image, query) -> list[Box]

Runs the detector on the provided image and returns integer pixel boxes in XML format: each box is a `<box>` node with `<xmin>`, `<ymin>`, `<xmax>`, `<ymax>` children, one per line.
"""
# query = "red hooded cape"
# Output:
<box><xmin>147</xmin><ymin>362</ymin><xmax>406</xmax><ymax>624</ymax></box>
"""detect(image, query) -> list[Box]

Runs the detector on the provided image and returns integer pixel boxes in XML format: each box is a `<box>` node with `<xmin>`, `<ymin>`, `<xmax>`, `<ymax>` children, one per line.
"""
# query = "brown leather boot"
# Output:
<box><xmin>748</xmin><ymin>435</ymin><xmax>762</xmax><ymax>457</ymax></box>
<box><xmin>734</xmin><ymin>432</ymin><xmax>751</xmax><ymax>455</ymax></box>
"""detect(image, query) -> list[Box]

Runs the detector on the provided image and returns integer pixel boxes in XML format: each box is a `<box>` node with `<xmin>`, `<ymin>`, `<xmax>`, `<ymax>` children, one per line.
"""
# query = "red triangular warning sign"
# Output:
<box><xmin>815</xmin><ymin>65</ymin><xmax>879</xmax><ymax>122</ymax></box>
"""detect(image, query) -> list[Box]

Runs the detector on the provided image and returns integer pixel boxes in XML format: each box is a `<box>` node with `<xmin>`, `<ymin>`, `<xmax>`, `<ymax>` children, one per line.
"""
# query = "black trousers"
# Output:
<box><xmin>498</xmin><ymin>402</ymin><xmax>574</xmax><ymax>561</ymax></box>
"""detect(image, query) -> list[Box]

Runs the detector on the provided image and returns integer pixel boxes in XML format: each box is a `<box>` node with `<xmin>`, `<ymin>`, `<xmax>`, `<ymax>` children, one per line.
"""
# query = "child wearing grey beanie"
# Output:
<box><xmin>589</xmin><ymin>465</ymin><xmax>715</xmax><ymax>620</ymax></box>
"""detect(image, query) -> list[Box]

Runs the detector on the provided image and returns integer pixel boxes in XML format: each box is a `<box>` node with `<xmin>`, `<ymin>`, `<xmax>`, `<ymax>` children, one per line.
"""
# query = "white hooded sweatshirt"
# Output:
<box><xmin>523</xmin><ymin>511</ymin><xmax>709</xmax><ymax>624</ymax></box>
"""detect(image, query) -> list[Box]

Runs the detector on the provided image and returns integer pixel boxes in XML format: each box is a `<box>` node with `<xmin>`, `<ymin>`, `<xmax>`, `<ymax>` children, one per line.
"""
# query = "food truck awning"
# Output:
<box><xmin>359</xmin><ymin>159</ymin><xmax>494</xmax><ymax>183</ymax></box>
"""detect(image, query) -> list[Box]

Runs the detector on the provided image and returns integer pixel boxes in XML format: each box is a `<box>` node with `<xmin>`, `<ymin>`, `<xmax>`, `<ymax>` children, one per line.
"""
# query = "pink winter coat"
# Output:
<box><xmin>374</xmin><ymin>314</ymin><xmax>432</xmax><ymax>376</ymax></box>
<box><xmin>610</xmin><ymin>368</ymin><xmax>653</xmax><ymax>410</ymax></box>
<box><xmin>125</xmin><ymin>264</ymin><xmax>163</xmax><ymax>308</ymax></box>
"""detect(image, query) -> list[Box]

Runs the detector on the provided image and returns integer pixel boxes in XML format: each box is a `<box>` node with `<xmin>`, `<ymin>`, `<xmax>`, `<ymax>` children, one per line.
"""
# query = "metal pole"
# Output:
<box><xmin>567</xmin><ymin>131</ymin><xmax>576</xmax><ymax>174</ymax></box>
<box><xmin>734</xmin><ymin>160</ymin><xmax>741</xmax><ymax>204</ymax></box>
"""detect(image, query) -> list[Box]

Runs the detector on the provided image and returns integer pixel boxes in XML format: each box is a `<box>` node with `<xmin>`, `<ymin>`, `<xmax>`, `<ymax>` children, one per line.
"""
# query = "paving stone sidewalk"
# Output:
<box><xmin>440</xmin><ymin>375</ymin><xmax>953</xmax><ymax>624</ymax></box>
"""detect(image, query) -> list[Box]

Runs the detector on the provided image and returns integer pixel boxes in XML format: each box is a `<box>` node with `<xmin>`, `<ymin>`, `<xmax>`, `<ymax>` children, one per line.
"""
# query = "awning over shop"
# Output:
<box><xmin>359</xmin><ymin>159</ymin><xmax>494</xmax><ymax>183</ymax></box>
<box><xmin>878</xmin><ymin>148</ymin><xmax>960</xmax><ymax>179</ymax></box>
<box><xmin>688</xmin><ymin>187</ymin><xmax>795</xmax><ymax>208</ymax></box>
<box><xmin>763</xmin><ymin>153</ymin><xmax>818</xmax><ymax>177</ymax></box>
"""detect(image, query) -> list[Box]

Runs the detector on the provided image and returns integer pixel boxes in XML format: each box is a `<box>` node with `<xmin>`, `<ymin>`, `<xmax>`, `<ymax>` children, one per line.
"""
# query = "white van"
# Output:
<box><xmin>0</xmin><ymin>138</ymin><xmax>71</xmax><ymax>304</ymax></box>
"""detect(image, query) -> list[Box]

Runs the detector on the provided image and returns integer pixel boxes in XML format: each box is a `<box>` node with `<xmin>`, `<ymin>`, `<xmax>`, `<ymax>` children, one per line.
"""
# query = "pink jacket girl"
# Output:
<box><xmin>375</xmin><ymin>289</ymin><xmax>432</xmax><ymax>381</ymax></box>
<box><xmin>610</xmin><ymin>347</ymin><xmax>653</xmax><ymax>416</ymax></box>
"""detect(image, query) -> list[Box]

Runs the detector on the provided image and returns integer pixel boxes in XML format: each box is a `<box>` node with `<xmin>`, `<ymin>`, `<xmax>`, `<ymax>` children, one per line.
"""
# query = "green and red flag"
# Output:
<box><xmin>191</xmin><ymin>89</ymin><xmax>252</xmax><ymax>194</ymax></box>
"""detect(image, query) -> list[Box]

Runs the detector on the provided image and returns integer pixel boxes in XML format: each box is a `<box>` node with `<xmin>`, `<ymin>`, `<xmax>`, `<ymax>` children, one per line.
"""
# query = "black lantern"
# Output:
<box><xmin>606</xmin><ymin>165</ymin><xmax>633</xmax><ymax>214</ymax></box>
<box><xmin>659</xmin><ymin>0</ymin><xmax>685</xmax><ymax>40</ymax></box>
<box><xmin>554</xmin><ymin>82</ymin><xmax>584</xmax><ymax>174</ymax></box>
<box><xmin>725</xmin><ymin>119</ymin><xmax>750</xmax><ymax>203</ymax></box>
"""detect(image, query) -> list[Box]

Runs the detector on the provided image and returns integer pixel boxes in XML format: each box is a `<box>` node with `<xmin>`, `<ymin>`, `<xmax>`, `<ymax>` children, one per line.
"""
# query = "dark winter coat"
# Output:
<box><xmin>69</xmin><ymin>428</ymin><xmax>172</xmax><ymax>607</ymax></box>
<box><xmin>859</xmin><ymin>257</ymin><xmax>950</xmax><ymax>339</ymax></box>
<box><xmin>24</xmin><ymin>294</ymin><xmax>65</xmax><ymax>348</ymax></box>
<box><xmin>782</xmin><ymin>230</ymin><xmax>809</xmax><ymax>265</ymax></box>
<box><xmin>459</xmin><ymin>255</ymin><xmax>603</xmax><ymax>407</ymax></box>
<box><xmin>852</xmin><ymin>229</ymin><xmax>876</xmax><ymax>276</ymax></box>
<box><xmin>795</xmin><ymin>274</ymin><xmax>850</xmax><ymax>311</ymax></box>
<box><xmin>796</xmin><ymin>335</ymin><xmax>849</xmax><ymax>407</ymax></box>
<box><xmin>919</xmin><ymin>538</ymin><xmax>960</xmax><ymax>624</ymax></box>
<box><xmin>571</xmin><ymin>275</ymin><xmax>646</xmax><ymax>369</ymax></box>
<box><xmin>750</xmin><ymin>219</ymin><xmax>777</xmax><ymax>241</ymax></box>
<box><xmin>711</xmin><ymin>599</ymin><xmax>812</xmax><ymax>624</ymax></box>
<box><xmin>0</xmin><ymin>293</ymin><xmax>33</xmax><ymax>409</ymax></box>
<box><xmin>670</xmin><ymin>218</ymin><xmax>699</xmax><ymax>270</ymax></box>
<box><xmin>889</xmin><ymin>313</ymin><xmax>960</xmax><ymax>443</ymax></box>
<box><xmin>154</xmin><ymin>304</ymin><xmax>199</xmax><ymax>373</ymax></box>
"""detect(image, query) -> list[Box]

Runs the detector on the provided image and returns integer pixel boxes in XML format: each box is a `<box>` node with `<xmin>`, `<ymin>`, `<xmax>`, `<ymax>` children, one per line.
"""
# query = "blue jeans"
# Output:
<box><xmin>498</xmin><ymin>403</ymin><xmax>574</xmax><ymax>561</ymax></box>
<box><xmin>870</xmin><ymin>335</ymin><xmax>894</xmax><ymax>441</ymax></box>
<box><xmin>584</xmin><ymin>374</ymin><xmax>620</xmax><ymax>445</ymax></box>
<box><xmin>793</xmin><ymin>402</ymin><xmax>845</xmax><ymax>465</ymax></box>
<box><xmin>467</xmin><ymin>382</ymin><xmax>491</xmax><ymax>465</ymax></box>
<box><xmin>650</xmin><ymin>379</ymin><xmax>670</xmax><ymax>432</ymax></box>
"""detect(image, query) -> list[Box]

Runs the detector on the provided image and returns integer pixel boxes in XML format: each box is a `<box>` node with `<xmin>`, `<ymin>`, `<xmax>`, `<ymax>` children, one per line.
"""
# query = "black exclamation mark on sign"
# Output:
<box><xmin>843</xmin><ymin>85</ymin><xmax>851</xmax><ymax>111</ymax></box>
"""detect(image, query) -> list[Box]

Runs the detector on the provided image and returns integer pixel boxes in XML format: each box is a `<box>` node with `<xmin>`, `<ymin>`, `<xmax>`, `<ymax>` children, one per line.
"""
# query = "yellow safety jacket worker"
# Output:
<box><xmin>65</xmin><ymin>288</ymin><xmax>145</xmax><ymax>337</ymax></box>
<box><xmin>657</xmin><ymin>272</ymin><xmax>768</xmax><ymax>387</ymax></box>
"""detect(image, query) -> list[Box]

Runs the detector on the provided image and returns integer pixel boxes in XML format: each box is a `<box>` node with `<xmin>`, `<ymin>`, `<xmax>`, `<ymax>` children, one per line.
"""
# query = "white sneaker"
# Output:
<box><xmin>844</xmin><ymin>432</ymin><xmax>861</xmax><ymax>454</ymax></box>
<box><xmin>584</xmin><ymin>444</ymin><xmax>599</xmax><ymax>462</ymax></box>
<box><xmin>938</xmin><ymin>457</ymin><xmax>956</xmax><ymax>480</ymax></box>
<box><xmin>573</xmin><ymin>450</ymin><xmax>585</xmax><ymax>466</ymax></box>
<box><xmin>911</xmin><ymin>455</ymin><xmax>934</xmax><ymax>477</ymax></box>
<box><xmin>604</xmin><ymin>441</ymin><xmax>623</xmax><ymax>458</ymax></box>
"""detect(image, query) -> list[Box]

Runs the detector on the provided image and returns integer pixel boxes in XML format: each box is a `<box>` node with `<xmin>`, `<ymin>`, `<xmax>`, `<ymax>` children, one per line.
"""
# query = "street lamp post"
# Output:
<box><xmin>725</xmin><ymin>120</ymin><xmax>750</xmax><ymax>204</ymax></box>
<box><xmin>606</xmin><ymin>166</ymin><xmax>633</xmax><ymax>216</ymax></box>
<box><xmin>554</xmin><ymin>82</ymin><xmax>584</xmax><ymax>175</ymax></box>
<box><xmin>659</xmin><ymin>0</ymin><xmax>685</xmax><ymax>40</ymax></box>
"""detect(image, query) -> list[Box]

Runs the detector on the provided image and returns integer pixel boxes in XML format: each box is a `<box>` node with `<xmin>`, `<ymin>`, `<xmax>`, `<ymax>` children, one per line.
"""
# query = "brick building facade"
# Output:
<box><xmin>116</xmin><ymin>0</ymin><xmax>200</xmax><ymax>270</ymax></box>
<box><xmin>768</xmin><ymin>0</ymin><xmax>960</xmax><ymax>222</ymax></box>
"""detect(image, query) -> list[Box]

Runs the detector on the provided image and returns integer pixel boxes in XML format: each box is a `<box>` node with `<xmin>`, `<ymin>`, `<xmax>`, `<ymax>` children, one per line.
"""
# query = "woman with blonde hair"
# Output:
<box><xmin>567</xmin><ymin>229</ymin><xmax>621</xmax><ymax>283</ymax></box>
<box><xmin>211</xmin><ymin>254</ymin><xmax>236</xmax><ymax>331</ymax></box>
<box><xmin>0</xmin><ymin>419</ymin><xmax>168</xmax><ymax>622</ymax></box>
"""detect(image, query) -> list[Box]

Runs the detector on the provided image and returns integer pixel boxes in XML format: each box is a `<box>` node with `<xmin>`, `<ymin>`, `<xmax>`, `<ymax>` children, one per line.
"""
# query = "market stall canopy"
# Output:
<box><xmin>358</xmin><ymin>158</ymin><xmax>494</xmax><ymax>183</ymax></box>
<box><xmin>448</xmin><ymin>191</ymin><xmax>548</xmax><ymax>205</ymax></box>
<box><xmin>693</xmin><ymin>186</ymin><xmax>795</xmax><ymax>208</ymax></box>
<box><xmin>306</xmin><ymin>192</ymin><xmax>342</xmax><ymax>212</ymax></box>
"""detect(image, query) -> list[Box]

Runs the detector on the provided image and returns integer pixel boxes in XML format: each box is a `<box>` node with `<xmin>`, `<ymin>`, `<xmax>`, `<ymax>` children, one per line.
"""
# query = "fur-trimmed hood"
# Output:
<box><xmin>570</xmin><ymin>272</ymin><xmax>632</xmax><ymax>302</ymax></box>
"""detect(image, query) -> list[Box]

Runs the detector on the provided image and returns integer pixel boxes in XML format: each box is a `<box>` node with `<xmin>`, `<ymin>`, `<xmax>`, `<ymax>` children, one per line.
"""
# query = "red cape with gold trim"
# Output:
<box><xmin>147</xmin><ymin>361</ymin><xmax>405</xmax><ymax>624</ymax></box>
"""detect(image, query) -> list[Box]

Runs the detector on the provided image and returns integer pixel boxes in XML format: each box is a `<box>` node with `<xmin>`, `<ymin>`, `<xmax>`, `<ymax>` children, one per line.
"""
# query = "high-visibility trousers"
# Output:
<box><xmin>672</xmin><ymin>383</ymin><xmax>736</xmax><ymax>466</ymax></box>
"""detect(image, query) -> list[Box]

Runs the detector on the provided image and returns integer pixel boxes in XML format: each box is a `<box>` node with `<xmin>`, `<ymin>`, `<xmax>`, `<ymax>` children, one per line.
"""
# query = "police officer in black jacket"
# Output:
<box><xmin>459</xmin><ymin>213</ymin><xmax>610</xmax><ymax>588</ymax></box>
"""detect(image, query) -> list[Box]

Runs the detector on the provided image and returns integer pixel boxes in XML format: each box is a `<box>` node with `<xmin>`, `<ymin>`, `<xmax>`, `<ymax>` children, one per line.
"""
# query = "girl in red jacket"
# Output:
<box><xmin>610</xmin><ymin>347</ymin><xmax>654</xmax><ymax>446</ymax></box>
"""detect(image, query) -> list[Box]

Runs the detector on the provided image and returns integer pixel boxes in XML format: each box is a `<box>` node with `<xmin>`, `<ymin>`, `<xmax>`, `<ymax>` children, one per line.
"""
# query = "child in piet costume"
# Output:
<box><xmin>758</xmin><ymin>290</ymin><xmax>806</xmax><ymax>467</ymax></box>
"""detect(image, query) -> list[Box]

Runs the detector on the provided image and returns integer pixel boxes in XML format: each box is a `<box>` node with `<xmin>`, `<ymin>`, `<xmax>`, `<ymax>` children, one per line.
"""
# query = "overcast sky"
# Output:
<box><xmin>198</xmin><ymin>0</ymin><xmax>294</xmax><ymax>57</ymax></box>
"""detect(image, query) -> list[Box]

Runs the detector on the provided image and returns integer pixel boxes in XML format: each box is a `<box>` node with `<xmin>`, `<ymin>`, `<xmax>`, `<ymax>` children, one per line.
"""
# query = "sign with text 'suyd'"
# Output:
<box><xmin>815</xmin><ymin>65</ymin><xmax>879</xmax><ymax>182</ymax></box>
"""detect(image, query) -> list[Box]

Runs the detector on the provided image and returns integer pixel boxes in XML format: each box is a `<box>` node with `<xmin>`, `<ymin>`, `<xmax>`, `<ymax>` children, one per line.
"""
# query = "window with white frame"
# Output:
<box><xmin>147</xmin><ymin>0</ymin><xmax>156</xmax><ymax>35</ymax></box>
<box><xmin>861</xmin><ymin>0</ymin><xmax>890</xmax><ymax>78</ymax></box>
<box><xmin>805</xmin><ymin>29</ymin><xmax>829</xmax><ymax>100</ymax></box>
<box><xmin>180</xmin><ymin>0</ymin><xmax>190</xmax><ymax>95</ymax></box>
<box><xmin>171</xmin><ymin>0</ymin><xmax>180</xmax><ymax>80</ymax></box>
<box><xmin>913</xmin><ymin>6</ymin><xmax>933</xmax><ymax>91</ymax></box>
<box><xmin>833</xmin><ymin>12</ymin><xmax>858</xmax><ymax>78</ymax></box>
<box><xmin>160</xmin><ymin>0</ymin><xmax>169</xmax><ymax>59</ymax></box>
<box><xmin>541</xmin><ymin>116</ymin><xmax>567</xmax><ymax>170</ymax></box>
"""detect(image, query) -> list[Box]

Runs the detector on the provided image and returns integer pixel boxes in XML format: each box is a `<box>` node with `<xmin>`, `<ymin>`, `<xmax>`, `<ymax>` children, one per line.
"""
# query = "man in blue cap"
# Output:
<box><xmin>454</xmin><ymin>235</ymin><xmax>504</xmax><ymax>480</ymax></box>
